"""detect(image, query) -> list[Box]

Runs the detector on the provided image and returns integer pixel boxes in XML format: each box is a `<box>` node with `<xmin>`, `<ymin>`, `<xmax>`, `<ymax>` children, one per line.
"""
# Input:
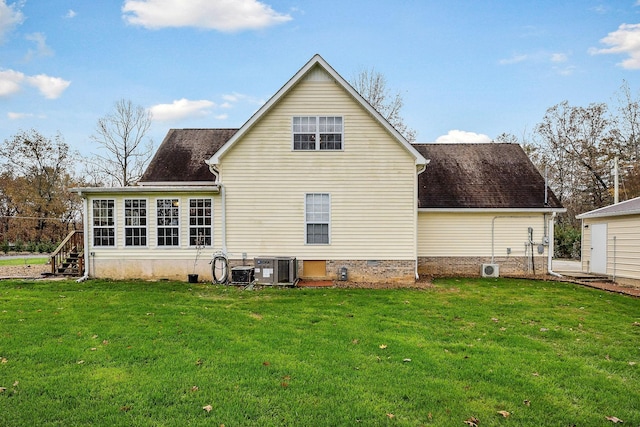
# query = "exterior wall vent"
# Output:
<box><xmin>481</xmin><ymin>264</ymin><xmax>499</xmax><ymax>278</ymax></box>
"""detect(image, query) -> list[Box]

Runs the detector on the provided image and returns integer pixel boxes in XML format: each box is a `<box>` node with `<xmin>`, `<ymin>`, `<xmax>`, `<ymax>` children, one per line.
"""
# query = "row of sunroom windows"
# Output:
<box><xmin>92</xmin><ymin>198</ymin><xmax>212</xmax><ymax>248</ymax></box>
<box><xmin>92</xmin><ymin>193</ymin><xmax>331</xmax><ymax>248</ymax></box>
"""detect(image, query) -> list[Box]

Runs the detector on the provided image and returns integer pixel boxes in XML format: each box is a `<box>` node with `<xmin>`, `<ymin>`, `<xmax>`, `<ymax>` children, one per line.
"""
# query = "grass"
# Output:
<box><xmin>0</xmin><ymin>257</ymin><xmax>48</xmax><ymax>266</ymax></box>
<box><xmin>0</xmin><ymin>277</ymin><xmax>638</xmax><ymax>426</ymax></box>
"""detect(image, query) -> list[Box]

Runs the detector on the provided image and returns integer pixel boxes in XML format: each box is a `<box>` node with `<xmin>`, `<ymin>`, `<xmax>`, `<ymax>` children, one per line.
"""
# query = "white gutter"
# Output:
<box><xmin>76</xmin><ymin>194</ymin><xmax>90</xmax><ymax>282</ymax></box>
<box><xmin>547</xmin><ymin>212</ymin><xmax>562</xmax><ymax>277</ymax></box>
<box><xmin>206</xmin><ymin>162</ymin><xmax>227</xmax><ymax>253</ymax></box>
<box><xmin>414</xmin><ymin>161</ymin><xmax>429</xmax><ymax>279</ymax></box>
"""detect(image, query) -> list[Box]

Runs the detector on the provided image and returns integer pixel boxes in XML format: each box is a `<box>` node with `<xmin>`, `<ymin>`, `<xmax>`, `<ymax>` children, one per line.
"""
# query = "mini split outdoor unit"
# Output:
<box><xmin>254</xmin><ymin>257</ymin><xmax>298</xmax><ymax>286</ymax></box>
<box><xmin>481</xmin><ymin>263</ymin><xmax>500</xmax><ymax>278</ymax></box>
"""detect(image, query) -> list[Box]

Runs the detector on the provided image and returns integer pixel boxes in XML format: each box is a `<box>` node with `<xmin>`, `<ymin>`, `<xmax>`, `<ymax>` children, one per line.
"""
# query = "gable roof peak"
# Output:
<box><xmin>207</xmin><ymin>54</ymin><xmax>427</xmax><ymax>167</ymax></box>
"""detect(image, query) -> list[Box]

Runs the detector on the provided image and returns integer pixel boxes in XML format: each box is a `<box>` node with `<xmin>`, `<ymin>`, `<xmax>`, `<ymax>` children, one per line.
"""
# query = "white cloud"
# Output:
<box><xmin>222</xmin><ymin>92</ymin><xmax>264</xmax><ymax>105</ymax></box>
<box><xmin>122</xmin><ymin>0</ymin><xmax>292</xmax><ymax>31</ymax></box>
<box><xmin>8</xmin><ymin>111</ymin><xmax>32</xmax><ymax>119</ymax></box>
<box><xmin>499</xmin><ymin>54</ymin><xmax>529</xmax><ymax>65</ymax></box>
<box><xmin>214</xmin><ymin>113</ymin><xmax>228</xmax><ymax>120</ymax></box>
<box><xmin>24</xmin><ymin>32</ymin><xmax>54</xmax><ymax>61</ymax></box>
<box><xmin>550</xmin><ymin>53</ymin><xmax>568</xmax><ymax>63</ymax></box>
<box><xmin>0</xmin><ymin>0</ymin><xmax>24</xmax><ymax>42</ymax></box>
<box><xmin>0</xmin><ymin>68</ymin><xmax>24</xmax><ymax>96</ymax></box>
<box><xmin>0</xmin><ymin>69</ymin><xmax>70</xmax><ymax>99</ymax></box>
<box><xmin>26</xmin><ymin>74</ymin><xmax>71</xmax><ymax>99</ymax></box>
<box><xmin>589</xmin><ymin>23</ymin><xmax>640</xmax><ymax>69</ymax></box>
<box><xmin>65</xmin><ymin>9</ymin><xmax>77</xmax><ymax>19</ymax></box>
<box><xmin>434</xmin><ymin>130</ymin><xmax>492</xmax><ymax>144</ymax></box>
<box><xmin>150</xmin><ymin>98</ymin><xmax>215</xmax><ymax>121</ymax></box>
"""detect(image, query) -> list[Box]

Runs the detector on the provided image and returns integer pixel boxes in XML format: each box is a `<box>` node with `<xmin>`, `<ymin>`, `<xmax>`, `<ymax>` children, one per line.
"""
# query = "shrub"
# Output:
<box><xmin>554</xmin><ymin>224</ymin><xmax>581</xmax><ymax>259</ymax></box>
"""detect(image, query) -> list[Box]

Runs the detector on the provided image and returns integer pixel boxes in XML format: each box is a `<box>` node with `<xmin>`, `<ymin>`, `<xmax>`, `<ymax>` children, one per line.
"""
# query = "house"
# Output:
<box><xmin>576</xmin><ymin>196</ymin><xmax>640</xmax><ymax>287</ymax></box>
<box><xmin>72</xmin><ymin>54</ymin><xmax>564</xmax><ymax>284</ymax></box>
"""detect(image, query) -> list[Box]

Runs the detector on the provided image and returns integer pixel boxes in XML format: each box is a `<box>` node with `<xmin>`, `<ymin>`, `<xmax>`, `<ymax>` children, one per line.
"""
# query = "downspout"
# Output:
<box><xmin>207</xmin><ymin>163</ymin><xmax>227</xmax><ymax>253</ymax></box>
<box><xmin>415</xmin><ymin>162</ymin><xmax>428</xmax><ymax>280</ymax></box>
<box><xmin>76</xmin><ymin>194</ymin><xmax>90</xmax><ymax>283</ymax></box>
<box><xmin>547</xmin><ymin>212</ymin><xmax>562</xmax><ymax>277</ymax></box>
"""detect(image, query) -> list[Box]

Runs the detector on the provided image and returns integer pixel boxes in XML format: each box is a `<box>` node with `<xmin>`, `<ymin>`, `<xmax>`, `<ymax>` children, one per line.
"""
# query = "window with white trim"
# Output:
<box><xmin>189</xmin><ymin>198</ymin><xmax>212</xmax><ymax>246</ymax></box>
<box><xmin>293</xmin><ymin>116</ymin><xmax>342</xmax><ymax>150</ymax></box>
<box><xmin>305</xmin><ymin>193</ymin><xmax>330</xmax><ymax>244</ymax></box>
<box><xmin>157</xmin><ymin>199</ymin><xmax>179</xmax><ymax>246</ymax></box>
<box><xmin>92</xmin><ymin>199</ymin><xmax>115</xmax><ymax>246</ymax></box>
<box><xmin>124</xmin><ymin>199</ymin><xmax>147</xmax><ymax>246</ymax></box>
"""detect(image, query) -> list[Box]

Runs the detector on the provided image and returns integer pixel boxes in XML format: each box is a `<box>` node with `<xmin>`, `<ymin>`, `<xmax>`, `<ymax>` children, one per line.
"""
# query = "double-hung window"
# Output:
<box><xmin>157</xmin><ymin>199</ymin><xmax>179</xmax><ymax>246</ymax></box>
<box><xmin>92</xmin><ymin>199</ymin><xmax>115</xmax><ymax>247</ymax></box>
<box><xmin>293</xmin><ymin>116</ymin><xmax>342</xmax><ymax>150</ymax></box>
<box><xmin>189</xmin><ymin>198</ymin><xmax>212</xmax><ymax>246</ymax></box>
<box><xmin>124</xmin><ymin>199</ymin><xmax>147</xmax><ymax>246</ymax></box>
<box><xmin>305</xmin><ymin>193</ymin><xmax>330</xmax><ymax>244</ymax></box>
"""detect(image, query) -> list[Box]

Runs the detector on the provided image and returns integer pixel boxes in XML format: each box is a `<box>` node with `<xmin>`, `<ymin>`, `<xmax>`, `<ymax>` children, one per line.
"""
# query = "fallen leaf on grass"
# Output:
<box><xmin>0</xmin><ymin>387</ymin><xmax>6</xmax><ymax>393</ymax></box>
<box><xmin>203</xmin><ymin>405</ymin><xmax>213</xmax><ymax>413</ymax></box>
<box><xmin>92</xmin><ymin>334</ymin><xmax>98</xmax><ymax>339</ymax></box>
<box><xmin>606</xmin><ymin>415</ymin><xmax>624</xmax><ymax>423</ymax></box>
<box><xmin>491</xmin><ymin>317</ymin><xmax>499</xmax><ymax>322</ymax></box>
<box><xmin>463</xmin><ymin>416</ymin><xmax>479</xmax><ymax>427</ymax></box>
<box><xmin>262</xmin><ymin>361</ymin><xmax>270</xmax><ymax>366</ymax></box>
<box><xmin>12</xmin><ymin>381</ymin><xmax>18</xmax><ymax>387</ymax></box>
<box><xmin>497</xmin><ymin>410</ymin><xmax>510</xmax><ymax>418</ymax></box>
<box><xmin>90</xmin><ymin>348</ymin><xmax>97</xmax><ymax>351</ymax></box>
<box><xmin>351</xmin><ymin>339</ymin><xmax>359</xmax><ymax>344</ymax></box>
<box><xmin>532</xmin><ymin>372</ymin><xmax>539</xmax><ymax>377</ymax></box>
<box><xmin>386</xmin><ymin>413</ymin><xmax>395</xmax><ymax>419</ymax></box>
<box><xmin>379</xmin><ymin>344</ymin><xmax>387</xmax><ymax>349</ymax></box>
<box><xmin>632</xmin><ymin>322</ymin><xmax>640</xmax><ymax>327</ymax></box>
<box><xmin>1</xmin><ymin>357</ymin><xmax>7</xmax><ymax>364</ymax></box>
<box><xmin>523</xmin><ymin>400</ymin><xmax>531</xmax><ymax>406</ymax></box>
<box><xmin>120</xmin><ymin>405</ymin><xmax>132</xmax><ymax>412</ymax></box>
<box><xmin>102</xmin><ymin>340</ymin><xmax>109</xmax><ymax>346</ymax></box>
<box><xmin>403</xmin><ymin>358</ymin><xmax>412</xmax><ymax>362</ymax></box>
<box><xmin>191</xmin><ymin>386</ymin><xmax>199</xmax><ymax>392</ymax></box>
<box><xmin>280</xmin><ymin>382</ymin><xmax>289</xmax><ymax>388</ymax></box>
<box><xmin>629</xmin><ymin>361</ymin><xmax>637</xmax><ymax>366</ymax></box>
<box><xmin>77</xmin><ymin>360</ymin><xmax>84</xmax><ymax>364</ymax></box>
<box><xmin>540</xmin><ymin>328</ymin><xmax>549</xmax><ymax>332</ymax></box>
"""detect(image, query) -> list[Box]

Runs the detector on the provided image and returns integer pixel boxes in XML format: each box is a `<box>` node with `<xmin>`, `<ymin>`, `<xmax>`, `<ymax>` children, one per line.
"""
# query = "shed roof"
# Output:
<box><xmin>576</xmin><ymin>196</ymin><xmax>640</xmax><ymax>219</ymax></box>
<box><xmin>412</xmin><ymin>143</ymin><xmax>563</xmax><ymax>210</ymax></box>
<box><xmin>139</xmin><ymin>128</ymin><xmax>237</xmax><ymax>184</ymax></box>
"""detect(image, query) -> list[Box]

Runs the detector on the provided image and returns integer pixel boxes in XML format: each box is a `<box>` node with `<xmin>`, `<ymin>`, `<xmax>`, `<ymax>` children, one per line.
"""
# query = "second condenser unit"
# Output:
<box><xmin>254</xmin><ymin>257</ymin><xmax>298</xmax><ymax>285</ymax></box>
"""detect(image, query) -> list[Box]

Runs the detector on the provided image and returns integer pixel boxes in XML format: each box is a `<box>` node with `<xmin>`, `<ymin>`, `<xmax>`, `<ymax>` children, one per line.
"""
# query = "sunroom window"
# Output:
<box><xmin>293</xmin><ymin>116</ymin><xmax>342</xmax><ymax>150</ymax></box>
<box><xmin>92</xmin><ymin>199</ymin><xmax>115</xmax><ymax>247</ymax></box>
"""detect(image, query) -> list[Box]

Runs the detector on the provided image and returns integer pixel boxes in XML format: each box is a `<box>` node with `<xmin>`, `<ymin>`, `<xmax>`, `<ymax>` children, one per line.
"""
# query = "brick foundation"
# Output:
<box><xmin>311</xmin><ymin>260</ymin><xmax>416</xmax><ymax>285</ymax></box>
<box><xmin>418</xmin><ymin>256</ymin><xmax>548</xmax><ymax>277</ymax></box>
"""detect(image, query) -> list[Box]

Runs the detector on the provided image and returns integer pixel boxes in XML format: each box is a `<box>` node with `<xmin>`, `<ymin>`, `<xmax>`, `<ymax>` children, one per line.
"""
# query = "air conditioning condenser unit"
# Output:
<box><xmin>481</xmin><ymin>264</ymin><xmax>499</xmax><ymax>278</ymax></box>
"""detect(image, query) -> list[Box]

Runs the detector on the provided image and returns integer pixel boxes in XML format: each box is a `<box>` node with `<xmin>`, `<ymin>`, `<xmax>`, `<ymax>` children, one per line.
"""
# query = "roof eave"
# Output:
<box><xmin>71</xmin><ymin>185</ymin><xmax>220</xmax><ymax>197</ymax></box>
<box><xmin>419</xmin><ymin>207</ymin><xmax>567</xmax><ymax>213</ymax></box>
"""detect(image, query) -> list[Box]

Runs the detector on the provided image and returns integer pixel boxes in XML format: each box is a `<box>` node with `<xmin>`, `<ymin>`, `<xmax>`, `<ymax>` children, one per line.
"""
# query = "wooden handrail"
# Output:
<box><xmin>50</xmin><ymin>230</ymin><xmax>84</xmax><ymax>276</ymax></box>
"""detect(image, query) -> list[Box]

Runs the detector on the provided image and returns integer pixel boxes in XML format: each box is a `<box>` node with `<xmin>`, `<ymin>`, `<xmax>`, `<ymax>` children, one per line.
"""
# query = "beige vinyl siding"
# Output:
<box><xmin>418</xmin><ymin>212</ymin><xmax>549</xmax><ymax>258</ymax></box>
<box><xmin>87</xmin><ymin>192</ymin><xmax>219</xmax><ymax>262</ymax></box>
<box><xmin>219</xmin><ymin>76</ymin><xmax>417</xmax><ymax>260</ymax></box>
<box><xmin>582</xmin><ymin>216</ymin><xmax>640</xmax><ymax>280</ymax></box>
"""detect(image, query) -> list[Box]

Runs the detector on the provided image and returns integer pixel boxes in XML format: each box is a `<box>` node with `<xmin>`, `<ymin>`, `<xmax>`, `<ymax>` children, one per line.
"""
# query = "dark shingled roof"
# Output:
<box><xmin>412</xmin><ymin>143</ymin><xmax>563</xmax><ymax>209</ymax></box>
<box><xmin>139</xmin><ymin>128</ymin><xmax>238</xmax><ymax>183</ymax></box>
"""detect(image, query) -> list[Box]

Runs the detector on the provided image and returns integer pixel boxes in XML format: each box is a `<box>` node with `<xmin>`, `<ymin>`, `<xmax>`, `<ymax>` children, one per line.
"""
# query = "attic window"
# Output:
<box><xmin>293</xmin><ymin>116</ymin><xmax>342</xmax><ymax>150</ymax></box>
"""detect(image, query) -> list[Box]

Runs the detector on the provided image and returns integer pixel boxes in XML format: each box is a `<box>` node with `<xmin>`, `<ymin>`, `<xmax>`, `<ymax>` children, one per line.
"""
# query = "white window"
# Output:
<box><xmin>305</xmin><ymin>193</ymin><xmax>330</xmax><ymax>244</ymax></box>
<box><xmin>293</xmin><ymin>116</ymin><xmax>342</xmax><ymax>150</ymax></box>
<box><xmin>157</xmin><ymin>199</ymin><xmax>179</xmax><ymax>246</ymax></box>
<box><xmin>92</xmin><ymin>199</ymin><xmax>115</xmax><ymax>247</ymax></box>
<box><xmin>124</xmin><ymin>199</ymin><xmax>147</xmax><ymax>246</ymax></box>
<box><xmin>189</xmin><ymin>198</ymin><xmax>212</xmax><ymax>246</ymax></box>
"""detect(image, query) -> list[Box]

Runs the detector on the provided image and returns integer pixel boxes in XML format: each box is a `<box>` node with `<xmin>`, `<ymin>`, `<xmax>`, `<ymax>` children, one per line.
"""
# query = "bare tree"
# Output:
<box><xmin>351</xmin><ymin>68</ymin><xmax>417</xmax><ymax>142</ymax></box>
<box><xmin>89</xmin><ymin>99</ymin><xmax>154</xmax><ymax>187</ymax></box>
<box><xmin>0</xmin><ymin>129</ymin><xmax>81</xmax><ymax>244</ymax></box>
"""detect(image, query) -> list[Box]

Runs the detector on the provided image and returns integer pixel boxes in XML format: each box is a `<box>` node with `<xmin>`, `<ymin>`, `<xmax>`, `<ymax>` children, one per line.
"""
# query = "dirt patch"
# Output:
<box><xmin>0</xmin><ymin>263</ymin><xmax>51</xmax><ymax>279</ymax></box>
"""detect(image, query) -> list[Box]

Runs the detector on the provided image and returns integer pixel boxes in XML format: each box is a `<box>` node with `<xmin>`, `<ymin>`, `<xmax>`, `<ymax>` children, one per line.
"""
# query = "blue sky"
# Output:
<box><xmin>1</xmin><ymin>0</ymin><xmax>640</xmax><ymax>157</ymax></box>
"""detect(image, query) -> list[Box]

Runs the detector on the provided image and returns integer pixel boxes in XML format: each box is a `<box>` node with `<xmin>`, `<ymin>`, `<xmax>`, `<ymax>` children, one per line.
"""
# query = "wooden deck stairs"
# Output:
<box><xmin>50</xmin><ymin>230</ymin><xmax>84</xmax><ymax>277</ymax></box>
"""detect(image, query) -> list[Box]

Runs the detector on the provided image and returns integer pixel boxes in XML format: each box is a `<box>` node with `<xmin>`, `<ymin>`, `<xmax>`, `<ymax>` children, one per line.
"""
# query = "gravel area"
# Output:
<box><xmin>0</xmin><ymin>263</ymin><xmax>51</xmax><ymax>279</ymax></box>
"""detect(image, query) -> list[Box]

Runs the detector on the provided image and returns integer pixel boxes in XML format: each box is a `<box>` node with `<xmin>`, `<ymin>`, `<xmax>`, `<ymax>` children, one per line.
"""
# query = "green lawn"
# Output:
<box><xmin>0</xmin><ymin>278</ymin><xmax>638</xmax><ymax>426</ymax></box>
<box><xmin>0</xmin><ymin>257</ymin><xmax>48</xmax><ymax>266</ymax></box>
